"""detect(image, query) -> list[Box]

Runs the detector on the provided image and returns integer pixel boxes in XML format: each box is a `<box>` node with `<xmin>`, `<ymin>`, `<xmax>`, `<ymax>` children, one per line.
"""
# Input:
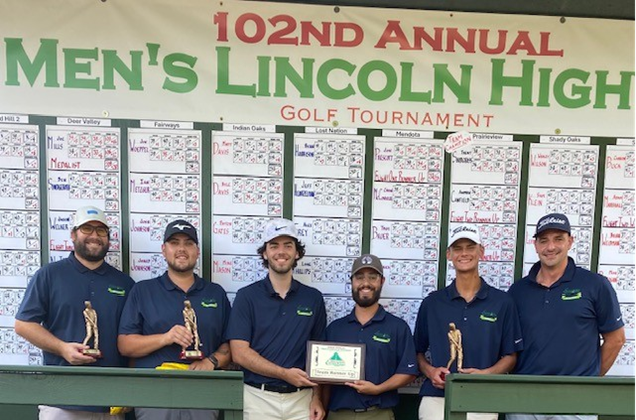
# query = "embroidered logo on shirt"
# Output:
<box><xmin>107</xmin><ymin>286</ymin><xmax>126</xmax><ymax>296</ymax></box>
<box><xmin>561</xmin><ymin>288</ymin><xmax>582</xmax><ymax>301</ymax></box>
<box><xmin>372</xmin><ymin>332</ymin><xmax>391</xmax><ymax>343</ymax></box>
<box><xmin>201</xmin><ymin>299</ymin><xmax>218</xmax><ymax>308</ymax></box>
<box><xmin>479</xmin><ymin>311</ymin><xmax>498</xmax><ymax>322</ymax></box>
<box><xmin>296</xmin><ymin>306</ymin><xmax>313</xmax><ymax>316</ymax></box>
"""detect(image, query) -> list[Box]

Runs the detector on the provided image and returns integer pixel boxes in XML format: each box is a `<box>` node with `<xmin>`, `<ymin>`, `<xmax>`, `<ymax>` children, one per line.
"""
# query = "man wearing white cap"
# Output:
<box><xmin>227</xmin><ymin>218</ymin><xmax>327</xmax><ymax>420</ymax></box>
<box><xmin>414</xmin><ymin>224</ymin><xmax>522</xmax><ymax>420</ymax></box>
<box><xmin>15</xmin><ymin>206</ymin><xmax>134</xmax><ymax>420</ymax></box>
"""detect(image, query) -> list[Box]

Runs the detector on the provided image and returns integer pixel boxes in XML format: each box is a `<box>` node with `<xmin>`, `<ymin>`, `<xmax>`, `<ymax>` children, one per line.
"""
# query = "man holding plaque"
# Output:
<box><xmin>15</xmin><ymin>206</ymin><xmax>134</xmax><ymax>420</ymax></box>
<box><xmin>118</xmin><ymin>219</ymin><xmax>232</xmax><ymax>420</ymax></box>
<box><xmin>414</xmin><ymin>224</ymin><xmax>523</xmax><ymax>420</ymax></box>
<box><xmin>227</xmin><ymin>218</ymin><xmax>327</xmax><ymax>420</ymax></box>
<box><xmin>323</xmin><ymin>254</ymin><xmax>418</xmax><ymax>419</ymax></box>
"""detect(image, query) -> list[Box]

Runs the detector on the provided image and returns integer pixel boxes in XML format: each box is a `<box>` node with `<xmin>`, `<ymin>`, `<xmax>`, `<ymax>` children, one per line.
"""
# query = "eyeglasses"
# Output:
<box><xmin>353</xmin><ymin>273</ymin><xmax>381</xmax><ymax>282</ymax></box>
<box><xmin>77</xmin><ymin>224</ymin><xmax>109</xmax><ymax>237</ymax></box>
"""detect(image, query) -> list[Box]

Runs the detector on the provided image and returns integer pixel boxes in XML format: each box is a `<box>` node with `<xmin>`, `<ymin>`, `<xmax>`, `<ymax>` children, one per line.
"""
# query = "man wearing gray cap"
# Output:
<box><xmin>507</xmin><ymin>213</ymin><xmax>625</xmax><ymax>420</ymax></box>
<box><xmin>15</xmin><ymin>206</ymin><xmax>134</xmax><ymax>420</ymax></box>
<box><xmin>414</xmin><ymin>224</ymin><xmax>522</xmax><ymax>420</ymax></box>
<box><xmin>323</xmin><ymin>254</ymin><xmax>418</xmax><ymax>419</ymax></box>
<box><xmin>227</xmin><ymin>218</ymin><xmax>327</xmax><ymax>420</ymax></box>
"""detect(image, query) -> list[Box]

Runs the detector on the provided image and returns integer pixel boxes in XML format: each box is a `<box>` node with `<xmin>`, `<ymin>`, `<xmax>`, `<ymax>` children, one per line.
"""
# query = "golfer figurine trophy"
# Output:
<box><xmin>82</xmin><ymin>301</ymin><xmax>102</xmax><ymax>358</ymax></box>
<box><xmin>180</xmin><ymin>300</ymin><xmax>204</xmax><ymax>360</ymax></box>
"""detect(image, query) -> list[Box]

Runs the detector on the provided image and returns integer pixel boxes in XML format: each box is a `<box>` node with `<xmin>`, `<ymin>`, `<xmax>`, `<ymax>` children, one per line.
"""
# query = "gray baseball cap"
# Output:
<box><xmin>351</xmin><ymin>254</ymin><xmax>384</xmax><ymax>277</ymax></box>
<box><xmin>263</xmin><ymin>218</ymin><xmax>298</xmax><ymax>243</ymax></box>
<box><xmin>73</xmin><ymin>206</ymin><xmax>109</xmax><ymax>228</ymax></box>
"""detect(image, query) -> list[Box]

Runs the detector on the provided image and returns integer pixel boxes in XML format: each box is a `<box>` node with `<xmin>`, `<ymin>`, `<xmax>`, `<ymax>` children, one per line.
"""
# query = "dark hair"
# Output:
<box><xmin>257</xmin><ymin>238</ymin><xmax>306</xmax><ymax>269</ymax></box>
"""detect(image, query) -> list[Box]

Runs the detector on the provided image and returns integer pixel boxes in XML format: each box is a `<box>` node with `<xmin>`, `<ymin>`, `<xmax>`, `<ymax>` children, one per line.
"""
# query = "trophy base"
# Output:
<box><xmin>82</xmin><ymin>349</ymin><xmax>102</xmax><ymax>358</ymax></box>
<box><xmin>180</xmin><ymin>350</ymin><xmax>204</xmax><ymax>360</ymax></box>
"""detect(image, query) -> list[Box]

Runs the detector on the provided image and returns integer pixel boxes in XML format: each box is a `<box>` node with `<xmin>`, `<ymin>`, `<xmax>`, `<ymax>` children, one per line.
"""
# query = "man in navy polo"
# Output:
<box><xmin>324</xmin><ymin>254</ymin><xmax>418</xmax><ymax>420</ymax></box>
<box><xmin>507</xmin><ymin>213</ymin><xmax>625</xmax><ymax>420</ymax></box>
<box><xmin>118</xmin><ymin>219</ymin><xmax>231</xmax><ymax>420</ymax></box>
<box><xmin>15</xmin><ymin>206</ymin><xmax>134</xmax><ymax>420</ymax></box>
<box><xmin>414</xmin><ymin>224</ymin><xmax>522</xmax><ymax>420</ymax></box>
<box><xmin>227</xmin><ymin>218</ymin><xmax>327</xmax><ymax>420</ymax></box>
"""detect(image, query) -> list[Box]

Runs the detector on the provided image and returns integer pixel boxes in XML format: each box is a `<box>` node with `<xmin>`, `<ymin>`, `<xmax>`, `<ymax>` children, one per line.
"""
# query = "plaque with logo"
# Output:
<box><xmin>306</xmin><ymin>341</ymin><xmax>365</xmax><ymax>383</ymax></box>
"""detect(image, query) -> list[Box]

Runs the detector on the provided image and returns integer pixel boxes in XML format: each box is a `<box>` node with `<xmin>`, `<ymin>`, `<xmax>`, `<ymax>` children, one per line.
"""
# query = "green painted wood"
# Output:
<box><xmin>445</xmin><ymin>374</ymin><xmax>635</xmax><ymax>419</ymax></box>
<box><xmin>0</xmin><ymin>365</ymin><xmax>243</xmax><ymax>416</ymax></box>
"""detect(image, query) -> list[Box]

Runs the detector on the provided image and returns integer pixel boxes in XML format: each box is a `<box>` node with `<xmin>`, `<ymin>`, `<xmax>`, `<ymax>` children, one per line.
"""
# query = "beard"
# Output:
<box><xmin>352</xmin><ymin>286</ymin><xmax>382</xmax><ymax>308</ymax></box>
<box><xmin>74</xmin><ymin>238</ymin><xmax>109</xmax><ymax>262</ymax></box>
<box><xmin>167</xmin><ymin>257</ymin><xmax>197</xmax><ymax>273</ymax></box>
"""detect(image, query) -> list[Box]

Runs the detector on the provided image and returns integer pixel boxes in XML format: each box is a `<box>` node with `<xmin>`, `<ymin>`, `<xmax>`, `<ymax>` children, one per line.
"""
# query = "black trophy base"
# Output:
<box><xmin>82</xmin><ymin>348</ymin><xmax>102</xmax><ymax>358</ymax></box>
<box><xmin>180</xmin><ymin>349</ymin><xmax>204</xmax><ymax>360</ymax></box>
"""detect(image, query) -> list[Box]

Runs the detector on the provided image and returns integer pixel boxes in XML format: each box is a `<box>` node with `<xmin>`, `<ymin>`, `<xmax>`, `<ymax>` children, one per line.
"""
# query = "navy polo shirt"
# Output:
<box><xmin>414</xmin><ymin>279</ymin><xmax>522</xmax><ymax>398</ymax></box>
<box><xmin>508</xmin><ymin>257</ymin><xmax>624</xmax><ymax>376</ymax></box>
<box><xmin>226</xmin><ymin>275</ymin><xmax>327</xmax><ymax>387</ymax></box>
<box><xmin>16</xmin><ymin>252</ymin><xmax>134</xmax><ymax>412</ymax></box>
<box><xmin>326</xmin><ymin>305</ymin><xmax>418</xmax><ymax>412</ymax></box>
<box><xmin>118</xmin><ymin>272</ymin><xmax>231</xmax><ymax>368</ymax></box>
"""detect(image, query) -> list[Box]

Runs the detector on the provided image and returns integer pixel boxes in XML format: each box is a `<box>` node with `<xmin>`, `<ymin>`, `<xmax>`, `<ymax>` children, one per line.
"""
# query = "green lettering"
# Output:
<box><xmin>216</xmin><ymin>46</ymin><xmax>254</xmax><ymax>96</ymax></box>
<box><xmin>536</xmin><ymin>67</ymin><xmax>552</xmax><ymax>107</ymax></box>
<box><xmin>163</xmin><ymin>53</ymin><xmax>198</xmax><ymax>93</ymax></box>
<box><xmin>316</xmin><ymin>59</ymin><xmax>355</xmax><ymax>100</ymax></box>
<box><xmin>357</xmin><ymin>60</ymin><xmax>396</xmax><ymax>101</ymax></box>
<box><xmin>274</xmin><ymin>57</ymin><xmax>314</xmax><ymax>98</ymax></box>
<box><xmin>490</xmin><ymin>59</ymin><xmax>534</xmax><ymax>106</ymax></box>
<box><xmin>63</xmin><ymin>48</ymin><xmax>99</xmax><ymax>90</ymax></box>
<box><xmin>5</xmin><ymin>38</ymin><xmax>59</xmax><ymax>87</ymax></box>
<box><xmin>553</xmin><ymin>69</ymin><xmax>590</xmax><ymax>109</ymax></box>
<box><xmin>102</xmin><ymin>50</ymin><xmax>143</xmax><ymax>91</ymax></box>
<box><xmin>256</xmin><ymin>56</ymin><xmax>271</xmax><ymax>97</ymax></box>
<box><xmin>398</xmin><ymin>62</ymin><xmax>431</xmax><ymax>103</ymax></box>
<box><xmin>432</xmin><ymin>63</ymin><xmax>472</xmax><ymax>103</ymax></box>
<box><xmin>594</xmin><ymin>71</ymin><xmax>634</xmax><ymax>109</ymax></box>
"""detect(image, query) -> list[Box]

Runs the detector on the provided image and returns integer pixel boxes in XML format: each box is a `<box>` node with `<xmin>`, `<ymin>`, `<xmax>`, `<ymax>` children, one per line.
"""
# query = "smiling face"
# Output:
<box><xmin>71</xmin><ymin>221</ymin><xmax>110</xmax><ymax>262</ymax></box>
<box><xmin>351</xmin><ymin>267</ymin><xmax>384</xmax><ymax>308</ymax></box>
<box><xmin>263</xmin><ymin>236</ymin><xmax>299</xmax><ymax>275</ymax></box>
<box><xmin>534</xmin><ymin>229</ymin><xmax>573</xmax><ymax>271</ymax></box>
<box><xmin>447</xmin><ymin>238</ymin><xmax>484</xmax><ymax>275</ymax></box>
<box><xmin>162</xmin><ymin>233</ymin><xmax>199</xmax><ymax>273</ymax></box>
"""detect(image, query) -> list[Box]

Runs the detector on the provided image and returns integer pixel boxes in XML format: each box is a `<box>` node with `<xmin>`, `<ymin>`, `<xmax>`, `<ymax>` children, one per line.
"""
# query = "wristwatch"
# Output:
<box><xmin>207</xmin><ymin>353</ymin><xmax>219</xmax><ymax>369</ymax></box>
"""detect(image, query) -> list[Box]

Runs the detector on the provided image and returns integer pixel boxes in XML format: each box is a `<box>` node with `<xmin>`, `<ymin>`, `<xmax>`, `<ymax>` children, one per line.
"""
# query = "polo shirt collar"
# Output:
<box><xmin>447</xmin><ymin>278</ymin><xmax>490</xmax><ymax>301</ymax></box>
<box><xmin>68</xmin><ymin>251</ymin><xmax>109</xmax><ymax>275</ymax></box>
<box><xmin>345</xmin><ymin>304</ymin><xmax>387</xmax><ymax>325</ymax></box>
<box><xmin>159</xmin><ymin>271</ymin><xmax>206</xmax><ymax>293</ymax></box>
<box><xmin>262</xmin><ymin>275</ymin><xmax>300</xmax><ymax>297</ymax></box>
<box><xmin>528</xmin><ymin>257</ymin><xmax>576</xmax><ymax>288</ymax></box>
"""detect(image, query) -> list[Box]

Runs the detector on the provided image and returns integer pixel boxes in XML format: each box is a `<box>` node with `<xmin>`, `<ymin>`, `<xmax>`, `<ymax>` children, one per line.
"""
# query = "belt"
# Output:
<box><xmin>245</xmin><ymin>382</ymin><xmax>309</xmax><ymax>394</ymax></box>
<box><xmin>353</xmin><ymin>406</ymin><xmax>379</xmax><ymax>413</ymax></box>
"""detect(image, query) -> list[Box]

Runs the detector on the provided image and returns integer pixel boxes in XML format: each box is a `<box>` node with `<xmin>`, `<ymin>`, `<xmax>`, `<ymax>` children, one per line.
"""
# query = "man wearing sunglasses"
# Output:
<box><xmin>15</xmin><ymin>205</ymin><xmax>134</xmax><ymax>420</ymax></box>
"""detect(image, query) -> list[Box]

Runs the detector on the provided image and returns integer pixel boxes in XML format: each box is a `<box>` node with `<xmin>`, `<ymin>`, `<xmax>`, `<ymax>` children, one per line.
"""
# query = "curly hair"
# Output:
<box><xmin>257</xmin><ymin>238</ymin><xmax>306</xmax><ymax>269</ymax></box>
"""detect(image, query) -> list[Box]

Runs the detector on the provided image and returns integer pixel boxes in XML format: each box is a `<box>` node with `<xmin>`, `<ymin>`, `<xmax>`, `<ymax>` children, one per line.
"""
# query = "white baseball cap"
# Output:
<box><xmin>448</xmin><ymin>224</ymin><xmax>481</xmax><ymax>247</ymax></box>
<box><xmin>73</xmin><ymin>206</ymin><xmax>109</xmax><ymax>229</ymax></box>
<box><xmin>263</xmin><ymin>218</ymin><xmax>298</xmax><ymax>243</ymax></box>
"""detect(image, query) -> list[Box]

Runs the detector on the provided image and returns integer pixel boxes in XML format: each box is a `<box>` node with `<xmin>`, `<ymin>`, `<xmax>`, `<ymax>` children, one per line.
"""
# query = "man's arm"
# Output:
<box><xmin>345</xmin><ymin>373</ymin><xmax>416</xmax><ymax>395</ymax></box>
<box><xmin>118</xmin><ymin>325</ymin><xmax>192</xmax><ymax>358</ymax></box>
<box><xmin>189</xmin><ymin>342</ymin><xmax>232</xmax><ymax>371</ymax></box>
<box><xmin>230</xmin><ymin>339</ymin><xmax>317</xmax><ymax>387</ymax></box>
<box><xmin>417</xmin><ymin>352</ymin><xmax>449</xmax><ymax>389</ymax></box>
<box><xmin>459</xmin><ymin>353</ymin><xmax>517</xmax><ymax>375</ymax></box>
<box><xmin>14</xmin><ymin>320</ymin><xmax>95</xmax><ymax>365</ymax></box>
<box><xmin>600</xmin><ymin>327</ymin><xmax>626</xmax><ymax>376</ymax></box>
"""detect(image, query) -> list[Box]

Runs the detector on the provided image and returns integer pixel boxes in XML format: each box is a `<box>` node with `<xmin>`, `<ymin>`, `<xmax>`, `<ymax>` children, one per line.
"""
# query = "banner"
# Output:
<box><xmin>0</xmin><ymin>0</ymin><xmax>633</xmax><ymax>136</ymax></box>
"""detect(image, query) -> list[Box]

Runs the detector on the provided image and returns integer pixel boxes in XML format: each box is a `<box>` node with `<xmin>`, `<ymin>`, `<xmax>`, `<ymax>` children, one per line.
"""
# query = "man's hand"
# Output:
<box><xmin>344</xmin><ymin>380</ymin><xmax>381</xmax><ymax>395</ymax></box>
<box><xmin>163</xmin><ymin>325</ymin><xmax>193</xmax><ymax>349</ymax></box>
<box><xmin>282</xmin><ymin>367</ymin><xmax>319</xmax><ymax>388</ymax></box>
<box><xmin>427</xmin><ymin>366</ymin><xmax>450</xmax><ymax>389</ymax></box>
<box><xmin>458</xmin><ymin>367</ymin><xmax>487</xmax><ymax>374</ymax></box>
<box><xmin>309</xmin><ymin>393</ymin><xmax>325</xmax><ymax>420</ymax></box>
<box><xmin>189</xmin><ymin>357</ymin><xmax>215</xmax><ymax>371</ymax></box>
<box><xmin>60</xmin><ymin>342</ymin><xmax>96</xmax><ymax>365</ymax></box>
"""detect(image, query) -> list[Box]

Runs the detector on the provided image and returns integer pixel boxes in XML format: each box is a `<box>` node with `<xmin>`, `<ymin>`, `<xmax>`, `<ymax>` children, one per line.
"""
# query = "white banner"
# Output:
<box><xmin>0</xmin><ymin>0</ymin><xmax>633</xmax><ymax>136</ymax></box>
